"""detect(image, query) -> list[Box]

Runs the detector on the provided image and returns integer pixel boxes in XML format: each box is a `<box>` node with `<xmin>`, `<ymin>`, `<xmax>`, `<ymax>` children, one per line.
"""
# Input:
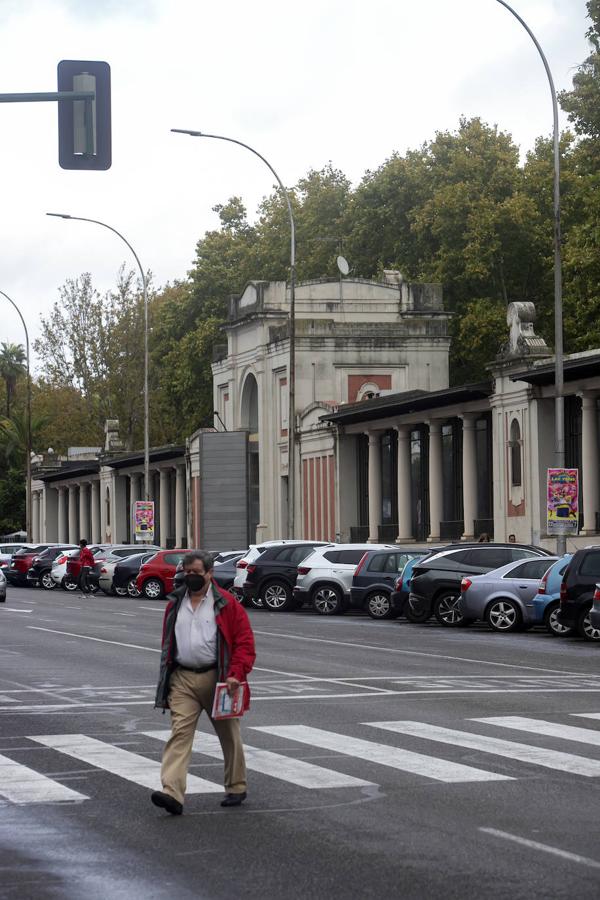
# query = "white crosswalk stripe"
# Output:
<box><xmin>253</xmin><ymin>724</ymin><xmax>512</xmax><ymax>783</ymax></box>
<box><xmin>574</xmin><ymin>713</ymin><xmax>600</xmax><ymax>721</ymax></box>
<box><xmin>367</xmin><ymin>721</ymin><xmax>600</xmax><ymax>776</ymax></box>
<box><xmin>144</xmin><ymin>729</ymin><xmax>375</xmax><ymax>789</ymax></box>
<box><xmin>474</xmin><ymin>716</ymin><xmax>600</xmax><ymax>747</ymax></box>
<box><xmin>29</xmin><ymin>734</ymin><xmax>222</xmax><ymax>793</ymax></box>
<box><xmin>0</xmin><ymin>752</ymin><xmax>87</xmax><ymax>804</ymax></box>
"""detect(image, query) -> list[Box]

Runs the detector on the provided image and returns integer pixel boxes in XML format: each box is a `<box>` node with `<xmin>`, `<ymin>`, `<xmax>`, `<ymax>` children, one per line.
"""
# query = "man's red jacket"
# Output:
<box><xmin>79</xmin><ymin>546</ymin><xmax>95</xmax><ymax>567</ymax></box>
<box><xmin>155</xmin><ymin>581</ymin><xmax>256</xmax><ymax>710</ymax></box>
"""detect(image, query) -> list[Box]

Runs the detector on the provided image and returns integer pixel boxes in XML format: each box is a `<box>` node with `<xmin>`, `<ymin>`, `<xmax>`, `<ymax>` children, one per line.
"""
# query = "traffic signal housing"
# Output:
<box><xmin>57</xmin><ymin>60</ymin><xmax>111</xmax><ymax>170</ymax></box>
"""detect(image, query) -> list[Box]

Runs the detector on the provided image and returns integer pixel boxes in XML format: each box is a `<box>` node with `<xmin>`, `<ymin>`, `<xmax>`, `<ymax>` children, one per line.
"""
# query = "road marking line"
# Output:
<box><xmin>475</xmin><ymin>716</ymin><xmax>600</xmax><ymax>746</ymax></box>
<box><xmin>0</xmin><ymin>752</ymin><xmax>87</xmax><ymax>804</ymax></box>
<box><xmin>367</xmin><ymin>721</ymin><xmax>600</xmax><ymax>777</ymax></box>
<box><xmin>479</xmin><ymin>828</ymin><xmax>600</xmax><ymax>870</ymax></box>
<box><xmin>28</xmin><ymin>627</ymin><xmax>159</xmax><ymax>652</ymax></box>
<box><xmin>574</xmin><ymin>713</ymin><xmax>600</xmax><ymax>720</ymax></box>
<box><xmin>252</xmin><ymin>725</ymin><xmax>511</xmax><ymax>783</ymax></box>
<box><xmin>145</xmin><ymin>730</ymin><xmax>375</xmax><ymax>790</ymax></box>
<box><xmin>251</xmin><ymin>629</ymin><xmax>584</xmax><ymax>676</ymax></box>
<box><xmin>2</xmin><ymin>608</ymin><xmax>32</xmax><ymax>614</ymax></box>
<box><xmin>29</xmin><ymin>734</ymin><xmax>222</xmax><ymax>793</ymax></box>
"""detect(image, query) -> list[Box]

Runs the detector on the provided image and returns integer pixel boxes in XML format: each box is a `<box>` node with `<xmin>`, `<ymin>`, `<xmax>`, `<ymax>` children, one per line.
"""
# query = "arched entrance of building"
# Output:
<box><xmin>240</xmin><ymin>373</ymin><xmax>260</xmax><ymax>542</ymax></box>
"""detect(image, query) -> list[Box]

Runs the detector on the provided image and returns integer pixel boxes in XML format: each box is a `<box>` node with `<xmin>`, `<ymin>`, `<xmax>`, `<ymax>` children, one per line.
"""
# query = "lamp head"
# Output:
<box><xmin>171</xmin><ymin>128</ymin><xmax>204</xmax><ymax>137</ymax></box>
<box><xmin>46</xmin><ymin>212</ymin><xmax>72</xmax><ymax>219</ymax></box>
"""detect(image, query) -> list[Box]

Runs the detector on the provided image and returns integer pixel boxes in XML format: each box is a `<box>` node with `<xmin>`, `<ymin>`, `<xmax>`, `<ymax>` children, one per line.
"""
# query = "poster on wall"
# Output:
<box><xmin>546</xmin><ymin>468</ymin><xmax>579</xmax><ymax>535</ymax></box>
<box><xmin>133</xmin><ymin>500</ymin><xmax>155</xmax><ymax>542</ymax></box>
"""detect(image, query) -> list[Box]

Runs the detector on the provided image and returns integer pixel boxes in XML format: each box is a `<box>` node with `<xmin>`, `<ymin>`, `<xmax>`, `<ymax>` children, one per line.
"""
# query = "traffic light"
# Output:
<box><xmin>57</xmin><ymin>60</ymin><xmax>111</xmax><ymax>170</ymax></box>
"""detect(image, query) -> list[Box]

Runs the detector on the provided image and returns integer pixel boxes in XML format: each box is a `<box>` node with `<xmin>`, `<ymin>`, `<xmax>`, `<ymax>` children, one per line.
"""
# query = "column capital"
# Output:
<box><xmin>395</xmin><ymin>424</ymin><xmax>412</xmax><ymax>438</ymax></box>
<box><xmin>426</xmin><ymin>420</ymin><xmax>443</xmax><ymax>435</ymax></box>
<box><xmin>580</xmin><ymin>391</ymin><xmax>599</xmax><ymax>409</ymax></box>
<box><xmin>461</xmin><ymin>413</ymin><xmax>477</xmax><ymax>429</ymax></box>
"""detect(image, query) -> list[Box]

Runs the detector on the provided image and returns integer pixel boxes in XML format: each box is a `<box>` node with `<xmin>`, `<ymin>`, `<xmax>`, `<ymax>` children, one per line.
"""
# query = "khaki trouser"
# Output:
<box><xmin>161</xmin><ymin>667</ymin><xmax>247</xmax><ymax>806</ymax></box>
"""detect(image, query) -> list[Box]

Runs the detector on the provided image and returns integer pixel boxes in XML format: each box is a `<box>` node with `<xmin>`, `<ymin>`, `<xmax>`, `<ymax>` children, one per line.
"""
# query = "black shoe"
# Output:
<box><xmin>151</xmin><ymin>790</ymin><xmax>183</xmax><ymax>815</ymax></box>
<box><xmin>220</xmin><ymin>792</ymin><xmax>246</xmax><ymax>808</ymax></box>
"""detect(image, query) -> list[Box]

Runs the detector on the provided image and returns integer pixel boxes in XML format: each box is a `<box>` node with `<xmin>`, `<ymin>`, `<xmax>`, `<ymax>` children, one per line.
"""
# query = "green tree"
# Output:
<box><xmin>0</xmin><ymin>341</ymin><xmax>26</xmax><ymax>418</ymax></box>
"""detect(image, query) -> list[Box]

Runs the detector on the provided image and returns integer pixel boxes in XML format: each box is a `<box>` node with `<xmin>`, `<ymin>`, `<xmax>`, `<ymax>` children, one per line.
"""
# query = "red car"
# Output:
<box><xmin>7</xmin><ymin>545</ymin><xmax>58</xmax><ymax>586</ymax></box>
<box><xmin>136</xmin><ymin>549</ymin><xmax>191</xmax><ymax>600</ymax></box>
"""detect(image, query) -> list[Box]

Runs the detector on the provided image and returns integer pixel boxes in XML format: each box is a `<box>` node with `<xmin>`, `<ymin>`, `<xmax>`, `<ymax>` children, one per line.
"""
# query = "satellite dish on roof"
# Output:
<box><xmin>336</xmin><ymin>255</ymin><xmax>350</xmax><ymax>276</ymax></box>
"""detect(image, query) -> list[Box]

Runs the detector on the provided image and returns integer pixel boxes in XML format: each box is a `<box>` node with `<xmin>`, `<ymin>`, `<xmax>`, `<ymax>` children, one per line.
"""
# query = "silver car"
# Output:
<box><xmin>293</xmin><ymin>543</ymin><xmax>396</xmax><ymax>615</ymax></box>
<box><xmin>459</xmin><ymin>556</ymin><xmax>558</xmax><ymax>632</ymax></box>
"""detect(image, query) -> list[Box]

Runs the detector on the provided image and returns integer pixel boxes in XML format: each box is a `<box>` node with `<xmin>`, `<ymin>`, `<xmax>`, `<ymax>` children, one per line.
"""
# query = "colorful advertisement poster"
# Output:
<box><xmin>133</xmin><ymin>500</ymin><xmax>154</xmax><ymax>542</ymax></box>
<box><xmin>547</xmin><ymin>468</ymin><xmax>579</xmax><ymax>535</ymax></box>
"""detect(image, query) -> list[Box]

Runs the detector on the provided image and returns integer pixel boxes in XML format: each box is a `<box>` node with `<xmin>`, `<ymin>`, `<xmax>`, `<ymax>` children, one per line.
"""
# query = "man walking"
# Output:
<box><xmin>78</xmin><ymin>539</ymin><xmax>95</xmax><ymax>594</ymax></box>
<box><xmin>152</xmin><ymin>550</ymin><xmax>256</xmax><ymax>815</ymax></box>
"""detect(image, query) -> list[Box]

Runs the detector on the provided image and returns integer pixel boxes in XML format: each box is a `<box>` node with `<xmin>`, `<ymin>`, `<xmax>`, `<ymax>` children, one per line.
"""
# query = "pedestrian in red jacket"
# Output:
<box><xmin>152</xmin><ymin>550</ymin><xmax>256</xmax><ymax>815</ymax></box>
<box><xmin>78</xmin><ymin>539</ymin><xmax>95</xmax><ymax>594</ymax></box>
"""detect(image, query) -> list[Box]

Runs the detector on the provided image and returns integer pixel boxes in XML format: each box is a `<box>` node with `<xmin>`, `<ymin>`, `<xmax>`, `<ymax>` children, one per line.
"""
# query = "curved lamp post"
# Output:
<box><xmin>171</xmin><ymin>129</ymin><xmax>297</xmax><ymax>539</ymax></box>
<box><xmin>495</xmin><ymin>0</ymin><xmax>565</xmax><ymax>553</ymax></box>
<box><xmin>46</xmin><ymin>213</ymin><xmax>150</xmax><ymax>503</ymax></box>
<box><xmin>0</xmin><ymin>290</ymin><xmax>32</xmax><ymax>540</ymax></box>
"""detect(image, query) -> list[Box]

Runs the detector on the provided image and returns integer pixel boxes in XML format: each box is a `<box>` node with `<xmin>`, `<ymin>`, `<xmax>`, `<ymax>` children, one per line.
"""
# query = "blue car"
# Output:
<box><xmin>531</xmin><ymin>553</ymin><xmax>573</xmax><ymax>635</ymax></box>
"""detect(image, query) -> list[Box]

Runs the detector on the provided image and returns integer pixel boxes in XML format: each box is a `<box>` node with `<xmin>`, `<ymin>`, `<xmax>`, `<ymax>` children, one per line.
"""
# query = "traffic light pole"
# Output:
<box><xmin>0</xmin><ymin>91</ymin><xmax>96</xmax><ymax>155</ymax></box>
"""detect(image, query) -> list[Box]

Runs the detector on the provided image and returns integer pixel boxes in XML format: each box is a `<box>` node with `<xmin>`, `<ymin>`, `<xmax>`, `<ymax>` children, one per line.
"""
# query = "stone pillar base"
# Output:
<box><xmin>461</xmin><ymin>533</ymin><xmax>475</xmax><ymax>542</ymax></box>
<box><xmin>396</xmin><ymin>536</ymin><xmax>416</xmax><ymax>544</ymax></box>
<box><xmin>580</xmin><ymin>528</ymin><xmax>598</xmax><ymax>537</ymax></box>
<box><xmin>427</xmin><ymin>534</ymin><xmax>441</xmax><ymax>543</ymax></box>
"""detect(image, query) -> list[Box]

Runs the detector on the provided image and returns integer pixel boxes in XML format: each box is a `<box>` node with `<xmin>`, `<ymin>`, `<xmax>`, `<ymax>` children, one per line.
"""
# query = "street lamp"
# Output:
<box><xmin>171</xmin><ymin>129</ymin><xmax>297</xmax><ymax>539</ymax></box>
<box><xmin>46</xmin><ymin>213</ymin><xmax>150</xmax><ymax>502</ymax></box>
<box><xmin>496</xmin><ymin>0</ymin><xmax>565</xmax><ymax>554</ymax></box>
<box><xmin>0</xmin><ymin>290</ymin><xmax>32</xmax><ymax>540</ymax></box>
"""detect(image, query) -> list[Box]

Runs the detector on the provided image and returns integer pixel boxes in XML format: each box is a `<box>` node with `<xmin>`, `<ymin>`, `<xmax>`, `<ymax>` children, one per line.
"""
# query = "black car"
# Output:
<box><xmin>27</xmin><ymin>544</ymin><xmax>78</xmax><ymax>590</ymax></box>
<box><xmin>213</xmin><ymin>553</ymin><xmax>246</xmax><ymax>592</ymax></box>
<box><xmin>407</xmin><ymin>543</ymin><xmax>552</xmax><ymax>625</ymax></box>
<box><xmin>112</xmin><ymin>552</ymin><xmax>157</xmax><ymax>598</ymax></box>
<box><xmin>558</xmin><ymin>546</ymin><xmax>600</xmax><ymax>641</ymax></box>
<box><xmin>350</xmin><ymin>548</ymin><xmax>423</xmax><ymax>619</ymax></box>
<box><xmin>242</xmin><ymin>542</ymin><xmax>327</xmax><ymax>611</ymax></box>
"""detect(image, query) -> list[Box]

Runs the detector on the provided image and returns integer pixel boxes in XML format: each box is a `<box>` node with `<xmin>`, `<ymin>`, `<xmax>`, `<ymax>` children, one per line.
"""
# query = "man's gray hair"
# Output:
<box><xmin>182</xmin><ymin>550</ymin><xmax>214</xmax><ymax>572</ymax></box>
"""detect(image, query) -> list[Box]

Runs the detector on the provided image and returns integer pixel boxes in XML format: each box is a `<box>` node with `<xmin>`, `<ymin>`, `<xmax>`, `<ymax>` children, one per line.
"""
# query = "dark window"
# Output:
<box><xmin>411</xmin><ymin>427</ymin><xmax>430</xmax><ymax>542</ymax></box>
<box><xmin>426</xmin><ymin>549</ymin><xmax>473</xmax><ymax>570</ymax></box>
<box><xmin>367</xmin><ymin>554</ymin><xmax>386</xmax><ymax>573</ymax></box>
<box><xmin>442</xmin><ymin>420</ymin><xmax>463</xmax><ymax>522</ymax></box>
<box><xmin>510</xmin><ymin>420</ymin><xmax>522</xmax><ymax>487</ymax></box>
<box><xmin>506</xmin><ymin>559</ymin><xmax>553</xmax><ymax>580</ymax></box>
<box><xmin>272</xmin><ymin>547</ymin><xmax>296</xmax><ymax>562</ymax></box>
<box><xmin>466</xmin><ymin>548</ymin><xmax>513</xmax><ymax>569</ymax></box>
<box><xmin>578</xmin><ymin>550</ymin><xmax>600</xmax><ymax>577</ymax></box>
<box><xmin>164</xmin><ymin>553</ymin><xmax>185</xmax><ymax>566</ymax></box>
<box><xmin>509</xmin><ymin>548</ymin><xmax>536</xmax><ymax>561</ymax></box>
<box><xmin>337</xmin><ymin>550</ymin><xmax>368</xmax><ymax>565</ymax></box>
<box><xmin>357</xmin><ymin>435</ymin><xmax>369</xmax><ymax>527</ymax></box>
<box><xmin>323</xmin><ymin>551</ymin><xmax>340</xmax><ymax>563</ymax></box>
<box><xmin>290</xmin><ymin>545</ymin><xmax>315</xmax><ymax>565</ymax></box>
<box><xmin>476</xmin><ymin>414</ymin><xmax>493</xmax><ymax>519</ymax></box>
<box><xmin>381</xmin><ymin>430</ymin><xmax>398</xmax><ymax>525</ymax></box>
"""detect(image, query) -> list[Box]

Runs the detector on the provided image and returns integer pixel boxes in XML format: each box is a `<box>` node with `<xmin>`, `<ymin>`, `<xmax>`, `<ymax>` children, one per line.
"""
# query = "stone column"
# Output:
<box><xmin>159</xmin><ymin>468</ymin><xmax>171</xmax><ymax>547</ymax></box>
<box><xmin>367</xmin><ymin>431</ymin><xmax>382</xmax><ymax>543</ymax></box>
<box><xmin>175</xmin><ymin>465</ymin><xmax>186</xmax><ymax>548</ymax></box>
<box><xmin>427</xmin><ymin>421</ymin><xmax>443</xmax><ymax>542</ymax></box>
<box><xmin>461</xmin><ymin>415</ymin><xmax>478</xmax><ymax>541</ymax></box>
<box><xmin>58</xmin><ymin>487</ymin><xmax>67</xmax><ymax>543</ymax></box>
<box><xmin>68</xmin><ymin>485</ymin><xmax>78</xmax><ymax>543</ymax></box>
<box><xmin>396</xmin><ymin>426</ymin><xmax>414</xmax><ymax>543</ymax></box>
<box><xmin>79</xmin><ymin>484</ymin><xmax>89</xmax><ymax>541</ymax></box>
<box><xmin>91</xmin><ymin>481</ymin><xmax>101</xmax><ymax>544</ymax></box>
<box><xmin>581</xmin><ymin>393</ymin><xmax>599</xmax><ymax>535</ymax></box>
<box><xmin>32</xmin><ymin>492</ymin><xmax>40</xmax><ymax>542</ymax></box>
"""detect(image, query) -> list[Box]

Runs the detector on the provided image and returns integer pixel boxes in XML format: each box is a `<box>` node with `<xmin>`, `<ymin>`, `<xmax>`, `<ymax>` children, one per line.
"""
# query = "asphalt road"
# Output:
<box><xmin>1</xmin><ymin>584</ymin><xmax>599</xmax><ymax>900</ymax></box>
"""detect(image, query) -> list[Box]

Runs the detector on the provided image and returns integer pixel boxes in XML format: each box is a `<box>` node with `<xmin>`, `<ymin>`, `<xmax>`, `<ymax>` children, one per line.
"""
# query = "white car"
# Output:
<box><xmin>233</xmin><ymin>540</ymin><xmax>329</xmax><ymax>607</ymax></box>
<box><xmin>50</xmin><ymin>548</ymin><xmax>79</xmax><ymax>590</ymax></box>
<box><xmin>294</xmin><ymin>543</ymin><xmax>397</xmax><ymax>615</ymax></box>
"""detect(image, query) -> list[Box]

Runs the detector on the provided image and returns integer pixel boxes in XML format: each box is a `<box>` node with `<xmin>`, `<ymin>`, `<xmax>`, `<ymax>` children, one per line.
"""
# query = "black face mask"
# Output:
<box><xmin>184</xmin><ymin>573</ymin><xmax>205</xmax><ymax>593</ymax></box>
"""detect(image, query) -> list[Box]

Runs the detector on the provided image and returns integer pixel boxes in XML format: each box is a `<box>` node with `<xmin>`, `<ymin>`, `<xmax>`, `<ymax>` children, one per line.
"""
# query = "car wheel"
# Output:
<box><xmin>262</xmin><ymin>580</ymin><xmax>293</xmax><ymax>612</ymax></box>
<box><xmin>127</xmin><ymin>577</ymin><xmax>141</xmax><ymax>598</ymax></box>
<box><xmin>312</xmin><ymin>585</ymin><xmax>344</xmax><ymax>615</ymax></box>
<box><xmin>486</xmin><ymin>598</ymin><xmax>522</xmax><ymax>633</ymax></box>
<box><xmin>365</xmin><ymin>591</ymin><xmax>394</xmax><ymax>619</ymax></box>
<box><xmin>544</xmin><ymin>603</ymin><xmax>573</xmax><ymax>636</ymax></box>
<box><xmin>142</xmin><ymin>578</ymin><xmax>164</xmax><ymax>600</ymax></box>
<box><xmin>114</xmin><ymin>585</ymin><xmax>128</xmax><ymax>597</ymax></box>
<box><xmin>433</xmin><ymin>591</ymin><xmax>464</xmax><ymax>627</ymax></box>
<box><xmin>62</xmin><ymin>576</ymin><xmax>78</xmax><ymax>592</ymax></box>
<box><xmin>40</xmin><ymin>572</ymin><xmax>57</xmax><ymax>590</ymax></box>
<box><xmin>404</xmin><ymin>596</ymin><xmax>432</xmax><ymax>623</ymax></box>
<box><xmin>577</xmin><ymin>608</ymin><xmax>600</xmax><ymax>642</ymax></box>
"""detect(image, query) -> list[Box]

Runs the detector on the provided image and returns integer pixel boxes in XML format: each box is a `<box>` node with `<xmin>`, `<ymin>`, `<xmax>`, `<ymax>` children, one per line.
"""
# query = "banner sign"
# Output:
<box><xmin>133</xmin><ymin>500</ymin><xmax>155</xmax><ymax>542</ymax></box>
<box><xmin>547</xmin><ymin>468</ymin><xmax>579</xmax><ymax>535</ymax></box>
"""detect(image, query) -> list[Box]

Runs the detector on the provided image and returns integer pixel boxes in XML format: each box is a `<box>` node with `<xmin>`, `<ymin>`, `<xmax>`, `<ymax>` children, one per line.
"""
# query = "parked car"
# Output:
<box><xmin>558</xmin><ymin>546</ymin><xmax>600</xmax><ymax>641</ymax></box>
<box><xmin>390</xmin><ymin>550</ymin><xmax>443</xmax><ymax>617</ymax></box>
<box><xmin>294</xmin><ymin>543</ymin><xmax>396</xmax><ymax>615</ymax></box>
<box><xmin>233</xmin><ymin>540</ymin><xmax>328</xmax><ymax>604</ymax></box>
<box><xmin>6</xmin><ymin>544</ymin><xmax>60</xmax><ymax>586</ymax></box>
<box><xmin>590</xmin><ymin>585</ymin><xmax>600</xmax><ymax>633</ymax></box>
<box><xmin>212</xmin><ymin>552</ymin><xmax>246</xmax><ymax>592</ymax></box>
<box><xmin>0</xmin><ymin>568</ymin><xmax>6</xmax><ymax>602</ymax></box>
<box><xmin>213</xmin><ymin>550</ymin><xmax>247</xmax><ymax>565</ymax></box>
<box><xmin>457</xmin><ymin>556</ymin><xmax>558</xmax><ymax>632</ymax></box>
<box><xmin>0</xmin><ymin>542</ymin><xmax>33</xmax><ymax>575</ymax></box>
<box><xmin>350</xmin><ymin>548</ymin><xmax>423</xmax><ymax>619</ymax></box>
<box><xmin>26</xmin><ymin>544</ymin><xmax>78</xmax><ymax>590</ymax></box>
<box><xmin>111</xmin><ymin>552</ymin><xmax>157</xmax><ymax>597</ymax></box>
<box><xmin>406</xmin><ymin>543</ymin><xmax>552</xmax><ymax>625</ymax></box>
<box><xmin>93</xmin><ymin>545</ymin><xmax>161</xmax><ymax>594</ymax></box>
<box><xmin>531</xmin><ymin>554</ymin><xmax>574</xmax><ymax>636</ymax></box>
<box><xmin>50</xmin><ymin>548</ymin><xmax>79</xmax><ymax>591</ymax></box>
<box><xmin>242</xmin><ymin>542</ymin><xmax>330</xmax><ymax>611</ymax></box>
<box><xmin>65</xmin><ymin>544</ymin><xmax>113</xmax><ymax>587</ymax></box>
<box><xmin>136</xmin><ymin>549</ymin><xmax>196</xmax><ymax>599</ymax></box>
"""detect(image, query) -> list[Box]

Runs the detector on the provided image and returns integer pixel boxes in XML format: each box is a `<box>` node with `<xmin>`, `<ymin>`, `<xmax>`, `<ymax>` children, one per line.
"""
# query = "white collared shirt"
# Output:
<box><xmin>175</xmin><ymin>584</ymin><xmax>218</xmax><ymax>668</ymax></box>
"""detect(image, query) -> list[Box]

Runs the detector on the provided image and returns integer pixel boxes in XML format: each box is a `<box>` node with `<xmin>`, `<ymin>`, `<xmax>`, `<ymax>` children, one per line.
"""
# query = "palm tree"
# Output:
<box><xmin>0</xmin><ymin>342</ymin><xmax>26</xmax><ymax>418</ymax></box>
<box><xmin>0</xmin><ymin>410</ymin><xmax>49</xmax><ymax>465</ymax></box>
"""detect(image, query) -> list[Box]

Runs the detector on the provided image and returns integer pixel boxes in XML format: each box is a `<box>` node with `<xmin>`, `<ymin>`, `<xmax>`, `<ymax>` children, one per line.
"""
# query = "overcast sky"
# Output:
<box><xmin>0</xmin><ymin>0</ymin><xmax>591</xmax><ymax>363</ymax></box>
